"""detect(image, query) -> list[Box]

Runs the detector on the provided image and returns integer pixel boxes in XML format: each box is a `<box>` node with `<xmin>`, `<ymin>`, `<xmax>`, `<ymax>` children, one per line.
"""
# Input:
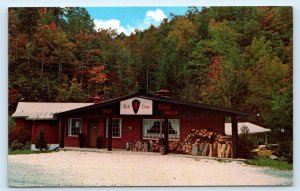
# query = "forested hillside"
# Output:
<box><xmin>9</xmin><ymin>7</ymin><xmax>292</xmax><ymax>141</ymax></box>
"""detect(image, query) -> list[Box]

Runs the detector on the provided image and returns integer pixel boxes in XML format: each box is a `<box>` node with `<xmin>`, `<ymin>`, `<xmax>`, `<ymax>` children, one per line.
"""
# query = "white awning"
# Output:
<box><xmin>225</xmin><ymin>122</ymin><xmax>271</xmax><ymax>135</ymax></box>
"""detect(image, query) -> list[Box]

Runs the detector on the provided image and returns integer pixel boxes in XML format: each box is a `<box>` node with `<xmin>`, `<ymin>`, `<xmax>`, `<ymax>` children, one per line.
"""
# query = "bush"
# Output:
<box><xmin>9</xmin><ymin>127</ymin><xmax>31</xmax><ymax>146</ymax></box>
<box><xmin>10</xmin><ymin>140</ymin><xmax>23</xmax><ymax>151</ymax></box>
<box><xmin>8</xmin><ymin>116</ymin><xmax>16</xmax><ymax>130</ymax></box>
<box><xmin>23</xmin><ymin>141</ymin><xmax>31</xmax><ymax>150</ymax></box>
<box><xmin>238</xmin><ymin>126</ymin><xmax>256</xmax><ymax>159</ymax></box>
<box><xmin>78</xmin><ymin>133</ymin><xmax>85</xmax><ymax>148</ymax></box>
<box><xmin>35</xmin><ymin>129</ymin><xmax>49</xmax><ymax>151</ymax></box>
<box><xmin>276</xmin><ymin>140</ymin><xmax>293</xmax><ymax>163</ymax></box>
<box><xmin>96</xmin><ymin>136</ymin><xmax>102</xmax><ymax>149</ymax></box>
<box><xmin>245</xmin><ymin>157</ymin><xmax>293</xmax><ymax>171</ymax></box>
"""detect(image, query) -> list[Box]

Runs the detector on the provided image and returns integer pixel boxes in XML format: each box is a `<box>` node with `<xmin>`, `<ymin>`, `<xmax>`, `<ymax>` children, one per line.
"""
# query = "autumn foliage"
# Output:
<box><xmin>9</xmin><ymin>7</ymin><xmax>292</xmax><ymax>149</ymax></box>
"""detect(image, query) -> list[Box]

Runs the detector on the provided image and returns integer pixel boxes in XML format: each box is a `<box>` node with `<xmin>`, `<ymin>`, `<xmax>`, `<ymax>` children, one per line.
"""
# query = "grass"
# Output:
<box><xmin>8</xmin><ymin>150</ymin><xmax>53</xmax><ymax>155</ymax></box>
<box><xmin>245</xmin><ymin>157</ymin><xmax>293</xmax><ymax>171</ymax></box>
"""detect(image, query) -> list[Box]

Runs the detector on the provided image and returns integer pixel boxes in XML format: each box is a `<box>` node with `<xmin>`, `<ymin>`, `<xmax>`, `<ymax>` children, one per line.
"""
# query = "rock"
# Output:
<box><xmin>269</xmin><ymin>155</ymin><xmax>278</xmax><ymax>160</ymax></box>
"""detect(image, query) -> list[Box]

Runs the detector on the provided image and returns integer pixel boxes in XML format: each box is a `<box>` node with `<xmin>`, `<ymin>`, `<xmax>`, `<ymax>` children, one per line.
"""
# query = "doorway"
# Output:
<box><xmin>89</xmin><ymin>119</ymin><xmax>99</xmax><ymax>147</ymax></box>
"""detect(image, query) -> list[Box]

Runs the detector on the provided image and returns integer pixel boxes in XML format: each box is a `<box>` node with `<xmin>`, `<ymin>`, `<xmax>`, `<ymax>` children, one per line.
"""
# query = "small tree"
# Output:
<box><xmin>238</xmin><ymin>126</ymin><xmax>256</xmax><ymax>159</ymax></box>
<box><xmin>277</xmin><ymin>140</ymin><xmax>293</xmax><ymax>163</ymax></box>
<box><xmin>35</xmin><ymin>129</ymin><xmax>48</xmax><ymax>151</ymax></box>
<box><xmin>8</xmin><ymin>116</ymin><xmax>16</xmax><ymax>130</ymax></box>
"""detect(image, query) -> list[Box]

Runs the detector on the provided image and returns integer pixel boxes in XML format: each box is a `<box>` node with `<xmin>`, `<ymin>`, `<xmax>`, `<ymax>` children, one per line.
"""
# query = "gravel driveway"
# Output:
<box><xmin>8</xmin><ymin>150</ymin><xmax>293</xmax><ymax>187</ymax></box>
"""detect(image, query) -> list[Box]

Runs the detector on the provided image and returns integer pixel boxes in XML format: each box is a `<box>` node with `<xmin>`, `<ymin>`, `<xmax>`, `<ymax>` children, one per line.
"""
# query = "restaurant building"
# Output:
<box><xmin>12</xmin><ymin>90</ymin><xmax>252</xmax><ymax>158</ymax></box>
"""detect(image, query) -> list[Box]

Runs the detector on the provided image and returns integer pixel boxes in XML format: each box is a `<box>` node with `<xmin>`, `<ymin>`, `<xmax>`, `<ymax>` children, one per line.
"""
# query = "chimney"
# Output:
<box><xmin>92</xmin><ymin>96</ymin><xmax>102</xmax><ymax>104</ymax></box>
<box><xmin>155</xmin><ymin>89</ymin><xmax>172</xmax><ymax>98</ymax></box>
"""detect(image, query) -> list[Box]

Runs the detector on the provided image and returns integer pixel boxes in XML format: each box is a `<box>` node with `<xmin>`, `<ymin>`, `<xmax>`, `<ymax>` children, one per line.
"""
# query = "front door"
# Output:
<box><xmin>89</xmin><ymin>119</ymin><xmax>99</xmax><ymax>147</ymax></box>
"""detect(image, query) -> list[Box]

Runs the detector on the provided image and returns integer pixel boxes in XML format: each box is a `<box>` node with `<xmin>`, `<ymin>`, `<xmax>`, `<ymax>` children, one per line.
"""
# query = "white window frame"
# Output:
<box><xmin>142</xmin><ymin>119</ymin><xmax>180</xmax><ymax>140</ymax></box>
<box><xmin>68</xmin><ymin>118</ymin><xmax>82</xmax><ymax>136</ymax></box>
<box><xmin>106</xmin><ymin>118</ymin><xmax>122</xmax><ymax>138</ymax></box>
<box><xmin>167</xmin><ymin>119</ymin><xmax>180</xmax><ymax>140</ymax></box>
<box><xmin>143</xmin><ymin>119</ymin><xmax>162</xmax><ymax>139</ymax></box>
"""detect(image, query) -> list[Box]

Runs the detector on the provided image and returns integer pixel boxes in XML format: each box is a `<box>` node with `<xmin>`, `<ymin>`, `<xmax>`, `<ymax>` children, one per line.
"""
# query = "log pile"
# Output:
<box><xmin>175</xmin><ymin>129</ymin><xmax>232</xmax><ymax>158</ymax></box>
<box><xmin>169</xmin><ymin>141</ymin><xmax>179</xmax><ymax>152</ymax></box>
<box><xmin>130</xmin><ymin>140</ymin><xmax>180</xmax><ymax>152</ymax></box>
<box><xmin>129</xmin><ymin>128</ymin><xmax>232</xmax><ymax>158</ymax></box>
<box><xmin>148</xmin><ymin>140</ymin><xmax>179</xmax><ymax>152</ymax></box>
<box><xmin>149</xmin><ymin>140</ymin><xmax>159</xmax><ymax>152</ymax></box>
<box><xmin>129</xmin><ymin>140</ymin><xmax>149</xmax><ymax>152</ymax></box>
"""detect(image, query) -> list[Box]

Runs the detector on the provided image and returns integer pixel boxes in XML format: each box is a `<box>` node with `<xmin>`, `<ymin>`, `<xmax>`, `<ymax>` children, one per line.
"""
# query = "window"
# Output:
<box><xmin>143</xmin><ymin>119</ymin><xmax>180</xmax><ymax>140</ymax></box>
<box><xmin>106</xmin><ymin>118</ymin><xmax>122</xmax><ymax>138</ymax></box>
<box><xmin>68</xmin><ymin>118</ymin><xmax>82</xmax><ymax>136</ymax></box>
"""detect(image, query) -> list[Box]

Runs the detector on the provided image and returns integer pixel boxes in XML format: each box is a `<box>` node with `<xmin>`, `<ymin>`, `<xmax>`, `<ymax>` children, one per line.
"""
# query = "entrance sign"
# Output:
<box><xmin>120</xmin><ymin>97</ymin><xmax>153</xmax><ymax>115</ymax></box>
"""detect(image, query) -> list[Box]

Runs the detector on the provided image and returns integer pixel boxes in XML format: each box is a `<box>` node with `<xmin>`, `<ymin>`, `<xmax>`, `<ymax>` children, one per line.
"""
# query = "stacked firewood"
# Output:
<box><xmin>129</xmin><ymin>140</ymin><xmax>149</xmax><ymax>152</ymax></box>
<box><xmin>175</xmin><ymin>129</ymin><xmax>232</xmax><ymax>158</ymax></box>
<box><xmin>149</xmin><ymin>140</ymin><xmax>159</xmax><ymax>152</ymax></box>
<box><xmin>175</xmin><ymin>129</ymin><xmax>213</xmax><ymax>154</ymax></box>
<box><xmin>214</xmin><ymin>134</ymin><xmax>232</xmax><ymax>158</ymax></box>
<box><xmin>129</xmin><ymin>129</ymin><xmax>232</xmax><ymax>158</ymax></box>
<box><xmin>215</xmin><ymin>134</ymin><xmax>232</xmax><ymax>143</ymax></box>
<box><xmin>147</xmin><ymin>140</ymin><xmax>179</xmax><ymax>152</ymax></box>
<box><xmin>169</xmin><ymin>141</ymin><xmax>179</xmax><ymax>152</ymax></box>
<box><xmin>130</xmin><ymin>140</ymin><xmax>180</xmax><ymax>152</ymax></box>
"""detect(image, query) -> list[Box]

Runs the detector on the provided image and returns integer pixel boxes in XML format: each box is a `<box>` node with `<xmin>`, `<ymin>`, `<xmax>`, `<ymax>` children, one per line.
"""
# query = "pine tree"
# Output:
<box><xmin>35</xmin><ymin>129</ymin><xmax>48</xmax><ymax>151</ymax></box>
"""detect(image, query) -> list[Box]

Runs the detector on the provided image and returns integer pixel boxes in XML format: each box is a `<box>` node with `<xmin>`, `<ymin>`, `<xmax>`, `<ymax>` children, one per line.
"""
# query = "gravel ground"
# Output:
<box><xmin>8</xmin><ymin>150</ymin><xmax>293</xmax><ymax>187</ymax></box>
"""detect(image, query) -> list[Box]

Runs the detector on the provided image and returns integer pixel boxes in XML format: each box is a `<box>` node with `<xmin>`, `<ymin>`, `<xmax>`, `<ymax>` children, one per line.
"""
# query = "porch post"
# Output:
<box><xmin>31</xmin><ymin>120</ymin><xmax>35</xmax><ymax>145</ymax></box>
<box><xmin>87</xmin><ymin>118</ymin><xmax>90</xmax><ymax>147</ymax></box>
<box><xmin>163</xmin><ymin>117</ymin><xmax>169</xmax><ymax>154</ymax></box>
<box><xmin>107</xmin><ymin>117</ymin><xmax>112</xmax><ymax>151</ymax></box>
<box><xmin>231</xmin><ymin>115</ymin><xmax>238</xmax><ymax>158</ymax></box>
<box><xmin>59</xmin><ymin>118</ymin><xmax>64</xmax><ymax>148</ymax></box>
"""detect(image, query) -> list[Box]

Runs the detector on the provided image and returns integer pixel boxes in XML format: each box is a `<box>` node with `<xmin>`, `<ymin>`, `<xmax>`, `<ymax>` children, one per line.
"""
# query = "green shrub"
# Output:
<box><xmin>9</xmin><ymin>150</ymin><xmax>52</xmax><ymax>155</ymax></box>
<box><xmin>245</xmin><ymin>157</ymin><xmax>293</xmax><ymax>171</ymax></box>
<box><xmin>96</xmin><ymin>136</ymin><xmax>102</xmax><ymax>149</ymax></box>
<box><xmin>10</xmin><ymin>140</ymin><xmax>23</xmax><ymax>151</ymax></box>
<box><xmin>78</xmin><ymin>133</ymin><xmax>85</xmax><ymax>148</ymax></box>
<box><xmin>276</xmin><ymin>140</ymin><xmax>293</xmax><ymax>163</ymax></box>
<box><xmin>23</xmin><ymin>141</ymin><xmax>31</xmax><ymax>150</ymax></box>
<box><xmin>238</xmin><ymin>126</ymin><xmax>256</xmax><ymax>159</ymax></box>
<box><xmin>9</xmin><ymin>127</ymin><xmax>31</xmax><ymax>146</ymax></box>
<box><xmin>35</xmin><ymin>129</ymin><xmax>49</xmax><ymax>151</ymax></box>
<box><xmin>8</xmin><ymin>116</ymin><xmax>16</xmax><ymax>130</ymax></box>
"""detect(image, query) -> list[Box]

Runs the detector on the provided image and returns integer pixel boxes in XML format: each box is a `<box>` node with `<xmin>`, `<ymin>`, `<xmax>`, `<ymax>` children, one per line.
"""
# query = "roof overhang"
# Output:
<box><xmin>12</xmin><ymin>102</ymin><xmax>94</xmax><ymax>120</ymax></box>
<box><xmin>225</xmin><ymin>122</ymin><xmax>271</xmax><ymax>135</ymax></box>
<box><xmin>54</xmin><ymin>93</ymin><xmax>253</xmax><ymax>118</ymax></box>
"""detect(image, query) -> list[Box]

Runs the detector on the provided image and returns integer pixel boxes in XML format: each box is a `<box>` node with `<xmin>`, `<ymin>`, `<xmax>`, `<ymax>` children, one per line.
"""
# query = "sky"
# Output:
<box><xmin>86</xmin><ymin>7</ymin><xmax>191</xmax><ymax>35</ymax></box>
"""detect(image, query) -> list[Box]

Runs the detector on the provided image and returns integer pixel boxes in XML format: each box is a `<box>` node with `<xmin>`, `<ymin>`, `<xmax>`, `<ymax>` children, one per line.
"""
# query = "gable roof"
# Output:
<box><xmin>54</xmin><ymin>93</ymin><xmax>252</xmax><ymax>117</ymax></box>
<box><xmin>225</xmin><ymin>122</ymin><xmax>271</xmax><ymax>135</ymax></box>
<box><xmin>12</xmin><ymin>102</ymin><xmax>94</xmax><ymax>120</ymax></box>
